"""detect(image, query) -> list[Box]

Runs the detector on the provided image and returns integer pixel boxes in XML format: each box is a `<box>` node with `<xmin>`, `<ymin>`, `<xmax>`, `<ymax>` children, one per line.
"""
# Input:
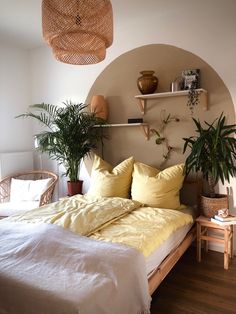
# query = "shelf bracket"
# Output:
<box><xmin>140</xmin><ymin>124</ymin><xmax>150</xmax><ymax>140</ymax></box>
<box><xmin>138</xmin><ymin>99</ymin><xmax>146</xmax><ymax>115</ymax></box>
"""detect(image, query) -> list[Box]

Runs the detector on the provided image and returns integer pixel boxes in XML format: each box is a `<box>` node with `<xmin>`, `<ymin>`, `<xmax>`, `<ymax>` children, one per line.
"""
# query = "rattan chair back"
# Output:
<box><xmin>0</xmin><ymin>170</ymin><xmax>58</xmax><ymax>206</ymax></box>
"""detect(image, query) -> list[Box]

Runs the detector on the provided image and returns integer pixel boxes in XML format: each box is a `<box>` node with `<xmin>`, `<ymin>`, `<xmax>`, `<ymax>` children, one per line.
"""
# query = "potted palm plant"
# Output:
<box><xmin>183</xmin><ymin>113</ymin><xmax>236</xmax><ymax>217</ymax></box>
<box><xmin>17</xmin><ymin>101</ymin><xmax>104</xmax><ymax>196</ymax></box>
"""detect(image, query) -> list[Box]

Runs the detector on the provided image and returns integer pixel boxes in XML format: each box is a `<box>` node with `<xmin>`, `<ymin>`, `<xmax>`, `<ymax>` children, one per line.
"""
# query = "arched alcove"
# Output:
<box><xmin>86</xmin><ymin>44</ymin><xmax>235</xmax><ymax>168</ymax></box>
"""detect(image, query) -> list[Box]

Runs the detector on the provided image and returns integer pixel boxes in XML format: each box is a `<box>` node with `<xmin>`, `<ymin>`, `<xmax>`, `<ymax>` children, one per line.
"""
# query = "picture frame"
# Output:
<box><xmin>182</xmin><ymin>69</ymin><xmax>200</xmax><ymax>90</ymax></box>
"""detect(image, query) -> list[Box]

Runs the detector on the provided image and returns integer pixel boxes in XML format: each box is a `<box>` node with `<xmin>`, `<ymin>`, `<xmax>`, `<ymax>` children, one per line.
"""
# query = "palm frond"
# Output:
<box><xmin>17</xmin><ymin>101</ymin><xmax>105</xmax><ymax>181</ymax></box>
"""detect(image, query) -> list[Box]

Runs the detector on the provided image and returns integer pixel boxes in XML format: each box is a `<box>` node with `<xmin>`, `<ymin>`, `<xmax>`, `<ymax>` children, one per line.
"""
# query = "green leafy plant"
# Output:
<box><xmin>183</xmin><ymin>113</ymin><xmax>236</xmax><ymax>197</ymax></box>
<box><xmin>17</xmin><ymin>101</ymin><xmax>105</xmax><ymax>182</ymax></box>
<box><xmin>187</xmin><ymin>84</ymin><xmax>200</xmax><ymax>114</ymax></box>
<box><xmin>151</xmin><ymin>110</ymin><xmax>180</xmax><ymax>163</ymax></box>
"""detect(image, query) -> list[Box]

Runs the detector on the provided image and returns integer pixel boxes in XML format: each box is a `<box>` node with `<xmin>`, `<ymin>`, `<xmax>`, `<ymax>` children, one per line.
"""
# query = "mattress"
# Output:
<box><xmin>146</xmin><ymin>206</ymin><xmax>197</xmax><ymax>276</ymax></box>
<box><xmin>7</xmin><ymin>195</ymin><xmax>196</xmax><ymax>279</ymax></box>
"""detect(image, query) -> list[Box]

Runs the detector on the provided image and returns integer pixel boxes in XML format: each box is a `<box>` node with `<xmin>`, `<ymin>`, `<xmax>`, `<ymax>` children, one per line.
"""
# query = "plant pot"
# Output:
<box><xmin>200</xmin><ymin>194</ymin><xmax>228</xmax><ymax>218</ymax></box>
<box><xmin>67</xmin><ymin>180</ymin><xmax>83</xmax><ymax>196</ymax></box>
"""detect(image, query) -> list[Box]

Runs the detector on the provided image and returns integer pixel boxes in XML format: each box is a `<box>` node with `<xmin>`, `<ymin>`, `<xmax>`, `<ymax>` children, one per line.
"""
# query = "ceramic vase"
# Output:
<box><xmin>137</xmin><ymin>71</ymin><xmax>158</xmax><ymax>95</ymax></box>
<box><xmin>90</xmin><ymin>95</ymin><xmax>108</xmax><ymax>121</ymax></box>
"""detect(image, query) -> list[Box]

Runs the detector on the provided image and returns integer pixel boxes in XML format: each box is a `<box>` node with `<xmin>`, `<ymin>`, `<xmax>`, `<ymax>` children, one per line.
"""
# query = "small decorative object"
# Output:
<box><xmin>217</xmin><ymin>208</ymin><xmax>229</xmax><ymax>218</ymax></box>
<box><xmin>170</xmin><ymin>76</ymin><xmax>183</xmax><ymax>92</ymax></box>
<box><xmin>90</xmin><ymin>95</ymin><xmax>108</xmax><ymax>121</ymax></box>
<box><xmin>137</xmin><ymin>71</ymin><xmax>158</xmax><ymax>95</ymax></box>
<box><xmin>128</xmin><ymin>118</ymin><xmax>143</xmax><ymax>124</ymax></box>
<box><xmin>42</xmin><ymin>0</ymin><xmax>113</xmax><ymax>65</ymax></box>
<box><xmin>183</xmin><ymin>113</ymin><xmax>236</xmax><ymax>217</ymax></box>
<box><xmin>182</xmin><ymin>69</ymin><xmax>200</xmax><ymax>90</ymax></box>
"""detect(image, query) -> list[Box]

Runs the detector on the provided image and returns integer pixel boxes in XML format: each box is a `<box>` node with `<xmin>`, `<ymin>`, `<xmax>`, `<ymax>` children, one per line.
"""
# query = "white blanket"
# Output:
<box><xmin>0</xmin><ymin>221</ymin><xmax>151</xmax><ymax>314</ymax></box>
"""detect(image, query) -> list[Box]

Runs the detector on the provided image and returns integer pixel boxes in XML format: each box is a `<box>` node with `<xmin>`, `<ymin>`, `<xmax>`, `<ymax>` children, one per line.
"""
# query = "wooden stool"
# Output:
<box><xmin>196</xmin><ymin>215</ymin><xmax>234</xmax><ymax>270</ymax></box>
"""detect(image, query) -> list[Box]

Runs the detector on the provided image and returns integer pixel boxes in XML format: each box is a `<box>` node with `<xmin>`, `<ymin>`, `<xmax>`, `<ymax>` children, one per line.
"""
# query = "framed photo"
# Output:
<box><xmin>182</xmin><ymin>69</ymin><xmax>200</xmax><ymax>90</ymax></box>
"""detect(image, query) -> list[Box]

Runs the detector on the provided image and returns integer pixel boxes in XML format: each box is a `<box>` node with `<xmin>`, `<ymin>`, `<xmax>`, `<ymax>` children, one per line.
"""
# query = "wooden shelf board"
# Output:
<box><xmin>135</xmin><ymin>88</ymin><xmax>207</xmax><ymax>100</ymax></box>
<box><xmin>135</xmin><ymin>88</ymin><xmax>208</xmax><ymax>114</ymax></box>
<box><xmin>95</xmin><ymin>123</ymin><xmax>147</xmax><ymax>127</ymax></box>
<box><xmin>94</xmin><ymin>123</ymin><xmax>150</xmax><ymax>140</ymax></box>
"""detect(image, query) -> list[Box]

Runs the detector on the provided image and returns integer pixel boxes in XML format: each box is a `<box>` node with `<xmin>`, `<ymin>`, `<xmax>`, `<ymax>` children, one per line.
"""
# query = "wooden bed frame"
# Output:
<box><xmin>148</xmin><ymin>225</ymin><xmax>196</xmax><ymax>294</ymax></box>
<box><xmin>148</xmin><ymin>179</ymin><xmax>201</xmax><ymax>294</ymax></box>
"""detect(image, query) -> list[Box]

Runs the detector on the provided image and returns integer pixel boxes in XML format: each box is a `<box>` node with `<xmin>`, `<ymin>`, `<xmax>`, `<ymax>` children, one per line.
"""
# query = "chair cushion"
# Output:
<box><xmin>10</xmin><ymin>178</ymin><xmax>52</xmax><ymax>202</ymax></box>
<box><xmin>0</xmin><ymin>201</ymin><xmax>40</xmax><ymax>217</ymax></box>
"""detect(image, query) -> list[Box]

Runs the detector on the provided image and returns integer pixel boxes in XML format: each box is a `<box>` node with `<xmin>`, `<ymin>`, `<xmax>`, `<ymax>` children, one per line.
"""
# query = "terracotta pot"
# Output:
<box><xmin>67</xmin><ymin>180</ymin><xmax>83</xmax><ymax>196</ymax></box>
<box><xmin>90</xmin><ymin>95</ymin><xmax>108</xmax><ymax>121</ymax></box>
<box><xmin>200</xmin><ymin>194</ymin><xmax>228</xmax><ymax>218</ymax></box>
<box><xmin>137</xmin><ymin>70</ymin><xmax>158</xmax><ymax>95</ymax></box>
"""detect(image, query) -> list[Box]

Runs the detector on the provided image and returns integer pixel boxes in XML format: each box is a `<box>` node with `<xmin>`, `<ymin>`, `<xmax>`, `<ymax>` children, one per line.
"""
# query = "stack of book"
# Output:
<box><xmin>211</xmin><ymin>214</ymin><xmax>236</xmax><ymax>225</ymax></box>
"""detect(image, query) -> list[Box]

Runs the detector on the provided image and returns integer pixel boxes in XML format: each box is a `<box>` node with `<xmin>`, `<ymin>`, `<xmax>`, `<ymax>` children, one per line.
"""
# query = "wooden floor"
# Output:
<box><xmin>150</xmin><ymin>246</ymin><xmax>236</xmax><ymax>314</ymax></box>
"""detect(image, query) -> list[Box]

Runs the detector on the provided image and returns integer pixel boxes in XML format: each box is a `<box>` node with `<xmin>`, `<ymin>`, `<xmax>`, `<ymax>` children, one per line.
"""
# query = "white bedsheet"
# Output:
<box><xmin>0</xmin><ymin>221</ymin><xmax>151</xmax><ymax>314</ymax></box>
<box><xmin>146</xmin><ymin>206</ymin><xmax>196</xmax><ymax>276</ymax></box>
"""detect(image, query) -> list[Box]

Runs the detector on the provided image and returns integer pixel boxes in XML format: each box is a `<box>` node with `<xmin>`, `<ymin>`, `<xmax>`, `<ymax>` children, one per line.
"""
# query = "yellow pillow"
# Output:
<box><xmin>131</xmin><ymin>162</ymin><xmax>185</xmax><ymax>209</ymax></box>
<box><xmin>87</xmin><ymin>155</ymin><xmax>134</xmax><ymax>198</ymax></box>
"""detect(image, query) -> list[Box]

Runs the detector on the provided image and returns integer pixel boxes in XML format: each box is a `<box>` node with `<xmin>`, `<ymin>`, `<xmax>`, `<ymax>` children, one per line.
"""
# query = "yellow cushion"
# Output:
<box><xmin>88</xmin><ymin>155</ymin><xmax>134</xmax><ymax>198</ymax></box>
<box><xmin>131</xmin><ymin>162</ymin><xmax>185</xmax><ymax>209</ymax></box>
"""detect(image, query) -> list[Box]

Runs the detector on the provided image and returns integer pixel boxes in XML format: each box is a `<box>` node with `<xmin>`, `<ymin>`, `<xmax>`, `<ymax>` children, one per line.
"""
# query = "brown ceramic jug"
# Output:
<box><xmin>137</xmin><ymin>70</ymin><xmax>158</xmax><ymax>95</ymax></box>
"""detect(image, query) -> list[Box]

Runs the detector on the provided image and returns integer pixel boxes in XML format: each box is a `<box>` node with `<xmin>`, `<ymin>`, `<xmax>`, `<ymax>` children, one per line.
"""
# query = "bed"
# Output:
<box><xmin>0</xmin><ymin>156</ymin><xmax>201</xmax><ymax>314</ymax></box>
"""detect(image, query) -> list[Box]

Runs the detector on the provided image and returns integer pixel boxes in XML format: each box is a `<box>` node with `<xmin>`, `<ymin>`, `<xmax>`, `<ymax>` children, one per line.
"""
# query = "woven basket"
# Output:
<box><xmin>200</xmin><ymin>194</ymin><xmax>228</xmax><ymax>218</ymax></box>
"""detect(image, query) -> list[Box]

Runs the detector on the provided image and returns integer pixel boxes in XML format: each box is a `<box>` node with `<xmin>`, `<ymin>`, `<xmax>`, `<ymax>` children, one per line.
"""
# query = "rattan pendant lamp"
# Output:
<box><xmin>42</xmin><ymin>0</ymin><xmax>113</xmax><ymax>65</ymax></box>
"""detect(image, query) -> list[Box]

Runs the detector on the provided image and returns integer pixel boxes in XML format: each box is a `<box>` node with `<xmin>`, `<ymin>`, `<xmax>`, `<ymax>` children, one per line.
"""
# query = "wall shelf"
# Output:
<box><xmin>95</xmin><ymin>123</ymin><xmax>150</xmax><ymax>140</ymax></box>
<box><xmin>135</xmin><ymin>88</ymin><xmax>208</xmax><ymax>114</ymax></box>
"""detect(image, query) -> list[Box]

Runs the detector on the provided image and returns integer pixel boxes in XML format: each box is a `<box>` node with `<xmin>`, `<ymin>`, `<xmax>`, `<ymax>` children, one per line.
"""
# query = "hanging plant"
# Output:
<box><xmin>187</xmin><ymin>83</ymin><xmax>200</xmax><ymax>114</ymax></box>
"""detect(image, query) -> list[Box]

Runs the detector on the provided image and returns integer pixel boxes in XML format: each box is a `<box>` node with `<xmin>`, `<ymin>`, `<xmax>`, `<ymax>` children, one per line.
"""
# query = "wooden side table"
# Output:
<box><xmin>196</xmin><ymin>215</ymin><xmax>234</xmax><ymax>270</ymax></box>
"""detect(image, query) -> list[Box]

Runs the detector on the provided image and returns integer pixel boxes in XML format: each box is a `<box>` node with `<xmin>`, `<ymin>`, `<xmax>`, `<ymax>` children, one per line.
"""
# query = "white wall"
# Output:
<box><xmin>31</xmin><ymin>0</ymin><xmax>236</xmax><ymax>107</ymax></box>
<box><xmin>0</xmin><ymin>44</ymin><xmax>33</xmax><ymax>153</ymax></box>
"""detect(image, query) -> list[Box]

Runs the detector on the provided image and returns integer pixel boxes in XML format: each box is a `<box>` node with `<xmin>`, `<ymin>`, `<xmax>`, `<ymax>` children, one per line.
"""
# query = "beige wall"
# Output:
<box><xmin>86</xmin><ymin>44</ymin><xmax>235</xmax><ymax>170</ymax></box>
<box><xmin>85</xmin><ymin>44</ymin><xmax>236</xmax><ymax>254</ymax></box>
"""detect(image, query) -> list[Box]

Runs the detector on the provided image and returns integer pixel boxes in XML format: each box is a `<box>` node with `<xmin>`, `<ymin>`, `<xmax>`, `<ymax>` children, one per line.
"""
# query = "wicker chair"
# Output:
<box><xmin>0</xmin><ymin>170</ymin><xmax>58</xmax><ymax>217</ymax></box>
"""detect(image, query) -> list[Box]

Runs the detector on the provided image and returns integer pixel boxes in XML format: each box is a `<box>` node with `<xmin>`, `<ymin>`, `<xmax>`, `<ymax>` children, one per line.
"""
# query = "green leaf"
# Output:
<box><xmin>16</xmin><ymin>102</ymin><xmax>105</xmax><ymax>181</ymax></box>
<box><xmin>182</xmin><ymin>113</ymin><xmax>236</xmax><ymax>195</ymax></box>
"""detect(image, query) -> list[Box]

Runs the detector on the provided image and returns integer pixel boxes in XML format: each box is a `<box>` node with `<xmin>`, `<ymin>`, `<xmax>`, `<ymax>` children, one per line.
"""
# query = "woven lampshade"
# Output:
<box><xmin>42</xmin><ymin>0</ymin><xmax>113</xmax><ymax>65</ymax></box>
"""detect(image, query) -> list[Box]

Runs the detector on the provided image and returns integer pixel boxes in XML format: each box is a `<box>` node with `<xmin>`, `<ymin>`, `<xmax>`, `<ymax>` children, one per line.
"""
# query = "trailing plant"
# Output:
<box><xmin>187</xmin><ymin>83</ymin><xmax>200</xmax><ymax>114</ymax></box>
<box><xmin>17</xmin><ymin>101</ymin><xmax>105</xmax><ymax>182</ymax></box>
<box><xmin>183</xmin><ymin>113</ymin><xmax>236</xmax><ymax>197</ymax></box>
<box><xmin>151</xmin><ymin>110</ymin><xmax>180</xmax><ymax>163</ymax></box>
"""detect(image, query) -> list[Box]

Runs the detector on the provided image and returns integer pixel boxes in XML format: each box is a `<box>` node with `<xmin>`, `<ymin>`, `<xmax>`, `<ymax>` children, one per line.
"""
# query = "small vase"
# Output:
<box><xmin>90</xmin><ymin>95</ymin><xmax>108</xmax><ymax>121</ymax></box>
<box><xmin>137</xmin><ymin>71</ymin><xmax>158</xmax><ymax>95</ymax></box>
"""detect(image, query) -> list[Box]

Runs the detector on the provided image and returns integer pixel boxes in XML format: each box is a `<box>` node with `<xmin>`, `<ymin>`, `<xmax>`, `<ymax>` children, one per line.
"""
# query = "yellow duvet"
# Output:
<box><xmin>90</xmin><ymin>206</ymin><xmax>193</xmax><ymax>257</ymax></box>
<box><xmin>8</xmin><ymin>194</ymin><xmax>193</xmax><ymax>258</ymax></box>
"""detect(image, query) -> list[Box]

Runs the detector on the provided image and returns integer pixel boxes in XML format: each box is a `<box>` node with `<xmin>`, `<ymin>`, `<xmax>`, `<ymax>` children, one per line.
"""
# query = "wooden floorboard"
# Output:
<box><xmin>150</xmin><ymin>246</ymin><xmax>236</xmax><ymax>314</ymax></box>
